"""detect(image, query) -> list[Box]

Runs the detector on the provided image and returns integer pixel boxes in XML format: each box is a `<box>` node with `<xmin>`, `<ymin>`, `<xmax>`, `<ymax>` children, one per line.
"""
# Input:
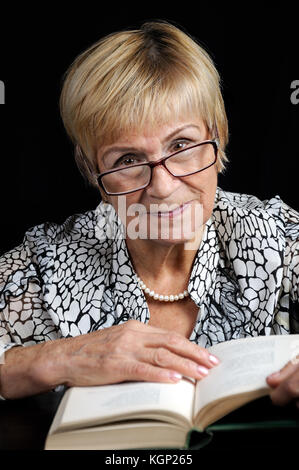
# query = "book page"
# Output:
<box><xmin>55</xmin><ymin>378</ymin><xmax>195</xmax><ymax>432</ymax></box>
<box><xmin>194</xmin><ymin>334</ymin><xmax>299</xmax><ymax>416</ymax></box>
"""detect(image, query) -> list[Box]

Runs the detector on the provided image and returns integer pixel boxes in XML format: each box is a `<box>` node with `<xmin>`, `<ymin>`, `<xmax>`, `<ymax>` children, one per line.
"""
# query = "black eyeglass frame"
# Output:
<box><xmin>96</xmin><ymin>138</ymin><xmax>219</xmax><ymax>196</ymax></box>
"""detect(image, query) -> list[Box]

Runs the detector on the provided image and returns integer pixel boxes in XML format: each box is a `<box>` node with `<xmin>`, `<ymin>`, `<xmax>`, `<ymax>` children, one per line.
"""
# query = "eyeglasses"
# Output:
<box><xmin>96</xmin><ymin>139</ymin><xmax>219</xmax><ymax>196</ymax></box>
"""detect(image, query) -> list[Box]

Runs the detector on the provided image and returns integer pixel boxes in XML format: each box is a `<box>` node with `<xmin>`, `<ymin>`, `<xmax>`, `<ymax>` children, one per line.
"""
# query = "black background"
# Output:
<box><xmin>0</xmin><ymin>4</ymin><xmax>298</xmax><ymax>255</ymax></box>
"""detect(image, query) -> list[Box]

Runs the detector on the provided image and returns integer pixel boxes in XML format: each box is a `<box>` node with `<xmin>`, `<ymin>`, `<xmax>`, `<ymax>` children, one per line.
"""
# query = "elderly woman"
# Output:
<box><xmin>0</xmin><ymin>22</ymin><xmax>298</xmax><ymax>407</ymax></box>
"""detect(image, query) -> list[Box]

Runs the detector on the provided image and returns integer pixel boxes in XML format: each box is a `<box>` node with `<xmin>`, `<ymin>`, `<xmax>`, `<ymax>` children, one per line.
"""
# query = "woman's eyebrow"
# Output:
<box><xmin>101</xmin><ymin>124</ymin><xmax>202</xmax><ymax>160</ymax></box>
<box><xmin>103</xmin><ymin>146</ymin><xmax>138</xmax><ymax>157</ymax></box>
<box><xmin>162</xmin><ymin>124</ymin><xmax>202</xmax><ymax>143</ymax></box>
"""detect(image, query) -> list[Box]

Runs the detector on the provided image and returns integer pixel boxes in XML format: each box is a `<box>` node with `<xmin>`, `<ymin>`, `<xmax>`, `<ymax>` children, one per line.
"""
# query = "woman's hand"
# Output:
<box><xmin>38</xmin><ymin>320</ymin><xmax>220</xmax><ymax>389</ymax></box>
<box><xmin>266</xmin><ymin>358</ymin><xmax>299</xmax><ymax>408</ymax></box>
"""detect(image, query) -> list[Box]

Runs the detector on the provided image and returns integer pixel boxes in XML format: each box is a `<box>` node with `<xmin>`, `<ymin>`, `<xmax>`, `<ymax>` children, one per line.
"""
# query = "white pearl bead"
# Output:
<box><xmin>137</xmin><ymin>275</ymin><xmax>188</xmax><ymax>302</ymax></box>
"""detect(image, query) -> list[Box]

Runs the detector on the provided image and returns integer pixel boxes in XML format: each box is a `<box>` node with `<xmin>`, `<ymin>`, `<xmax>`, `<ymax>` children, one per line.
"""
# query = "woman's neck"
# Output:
<box><xmin>125</xmin><ymin>227</ymin><xmax>204</xmax><ymax>285</ymax></box>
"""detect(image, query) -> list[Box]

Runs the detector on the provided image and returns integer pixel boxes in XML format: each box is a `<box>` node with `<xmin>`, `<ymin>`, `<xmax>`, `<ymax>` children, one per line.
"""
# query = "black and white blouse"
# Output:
<box><xmin>1</xmin><ymin>187</ymin><xmax>299</xmax><ymax>365</ymax></box>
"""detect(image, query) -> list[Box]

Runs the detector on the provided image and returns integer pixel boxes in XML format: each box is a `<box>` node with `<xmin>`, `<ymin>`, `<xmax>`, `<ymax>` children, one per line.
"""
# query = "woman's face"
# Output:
<box><xmin>96</xmin><ymin>118</ymin><xmax>218</xmax><ymax>246</ymax></box>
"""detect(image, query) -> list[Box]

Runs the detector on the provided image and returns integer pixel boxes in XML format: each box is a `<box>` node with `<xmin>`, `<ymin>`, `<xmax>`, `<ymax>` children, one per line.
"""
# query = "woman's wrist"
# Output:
<box><xmin>30</xmin><ymin>338</ymin><xmax>72</xmax><ymax>392</ymax></box>
<box><xmin>0</xmin><ymin>339</ymin><xmax>69</xmax><ymax>399</ymax></box>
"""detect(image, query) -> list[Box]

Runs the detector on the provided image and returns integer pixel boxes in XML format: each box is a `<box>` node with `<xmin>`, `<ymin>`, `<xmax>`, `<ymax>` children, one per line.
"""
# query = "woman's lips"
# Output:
<box><xmin>147</xmin><ymin>201</ymin><xmax>193</xmax><ymax>218</ymax></box>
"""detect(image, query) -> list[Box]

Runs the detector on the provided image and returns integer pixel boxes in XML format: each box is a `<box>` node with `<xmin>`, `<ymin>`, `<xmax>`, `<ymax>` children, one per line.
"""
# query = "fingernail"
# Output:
<box><xmin>197</xmin><ymin>366</ymin><xmax>209</xmax><ymax>376</ymax></box>
<box><xmin>209</xmin><ymin>354</ymin><xmax>220</xmax><ymax>365</ymax></box>
<box><xmin>268</xmin><ymin>371</ymin><xmax>280</xmax><ymax>379</ymax></box>
<box><xmin>170</xmin><ymin>372</ymin><xmax>182</xmax><ymax>381</ymax></box>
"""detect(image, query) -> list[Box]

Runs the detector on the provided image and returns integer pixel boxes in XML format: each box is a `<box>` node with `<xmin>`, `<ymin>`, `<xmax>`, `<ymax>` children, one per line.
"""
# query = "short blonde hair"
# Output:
<box><xmin>59</xmin><ymin>21</ymin><xmax>229</xmax><ymax>189</ymax></box>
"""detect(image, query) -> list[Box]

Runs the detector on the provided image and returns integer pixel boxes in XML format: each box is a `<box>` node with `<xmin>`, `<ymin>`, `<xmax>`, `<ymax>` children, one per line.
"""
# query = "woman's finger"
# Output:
<box><xmin>267</xmin><ymin>359</ymin><xmax>299</xmax><ymax>386</ymax></box>
<box><xmin>141</xmin><ymin>346</ymin><xmax>211</xmax><ymax>380</ymax></box>
<box><xmin>95</xmin><ymin>354</ymin><xmax>184</xmax><ymax>384</ymax></box>
<box><xmin>141</xmin><ymin>330</ymin><xmax>220</xmax><ymax>369</ymax></box>
<box><xmin>268</xmin><ymin>366</ymin><xmax>299</xmax><ymax>406</ymax></box>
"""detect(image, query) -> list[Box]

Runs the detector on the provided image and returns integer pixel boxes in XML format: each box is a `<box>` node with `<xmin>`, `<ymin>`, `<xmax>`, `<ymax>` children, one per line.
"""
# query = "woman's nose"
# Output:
<box><xmin>145</xmin><ymin>164</ymin><xmax>180</xmax><ymax>199</ymax></box>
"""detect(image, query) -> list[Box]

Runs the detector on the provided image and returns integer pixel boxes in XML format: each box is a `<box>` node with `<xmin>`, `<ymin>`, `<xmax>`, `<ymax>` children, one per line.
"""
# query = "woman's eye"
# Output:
<box><xmin>114</xmin><ymin>155</ymin><xmax>140</xmax><ymax>167</ymax></box>
<box><xmin>121</xmin><ymin>156</ymin><xmax>136</xmax><ymax>165</ymax></box>
<box><xmin>172</xmin><ymin>140</ymin><xmax>190</xmax><ymax>152</ymax></box>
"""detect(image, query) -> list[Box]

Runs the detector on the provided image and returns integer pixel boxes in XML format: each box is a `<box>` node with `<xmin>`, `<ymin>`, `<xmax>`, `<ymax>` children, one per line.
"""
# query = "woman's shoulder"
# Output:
<box><xmin>216</xmin><ymin>186</ymin><xmax>284</xmax><ymax>211</ymax></box>
<box><xmin>216</xmin><ymin>187</ymin><xmax>298</xmax><ymax>216</ymax></box>
<box><xmin>8</xmin><ymin>200</ymin><xmax>120</xmax><ymax>249</ymax></box>
<box><xmin>214</xmin><ymin>187</ymin><xmax>299</xmax><ymax>241</ymax></box>
<box><xmin>0</xmin><ymin>201</ymin><xmax>120</xmax><ymax>285</ymax></box>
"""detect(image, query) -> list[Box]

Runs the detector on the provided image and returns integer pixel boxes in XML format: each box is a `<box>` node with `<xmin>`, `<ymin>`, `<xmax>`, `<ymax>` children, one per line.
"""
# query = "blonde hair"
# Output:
<box><xmin>59</xmin><ymin>21</ymin><xmax>229</xmax><ymax>188</ymax></box>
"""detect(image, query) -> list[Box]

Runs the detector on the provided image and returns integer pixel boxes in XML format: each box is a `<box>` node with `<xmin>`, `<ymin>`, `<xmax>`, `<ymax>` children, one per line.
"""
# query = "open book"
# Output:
<box><xmin>45</xmin><ymin>334</ymin><xmax>299</xmax><ymax>450</ymax></box>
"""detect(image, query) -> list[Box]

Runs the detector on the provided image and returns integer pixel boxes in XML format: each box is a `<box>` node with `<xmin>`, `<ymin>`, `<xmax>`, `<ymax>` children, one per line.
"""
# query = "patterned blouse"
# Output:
<box><xmin>1</xmin><ymin>187</ymin><xmax>299</xmax><ymax>366</ymax></box>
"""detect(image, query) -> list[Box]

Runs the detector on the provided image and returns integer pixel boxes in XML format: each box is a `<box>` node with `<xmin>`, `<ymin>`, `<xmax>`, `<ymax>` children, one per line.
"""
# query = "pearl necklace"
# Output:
<box><xmin>136</xmin><ymin>276</ymin><xmax>189</xmax><ymax>302</ymax></box>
